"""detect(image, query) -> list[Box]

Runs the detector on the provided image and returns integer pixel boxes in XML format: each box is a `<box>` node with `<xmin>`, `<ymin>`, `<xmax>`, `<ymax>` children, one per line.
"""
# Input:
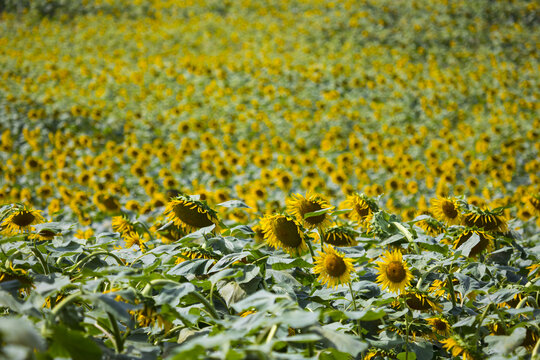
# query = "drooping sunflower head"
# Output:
<box><xmin>426</xmin><ymin>316</ymin><xmax>451</xmax><ymax>336</ymax></box>
<box><xmin>286</xmin><ymin>192</ymin><xmax>333</xmax><ymax>229</ymax></box>
<box><xmin>403</xmin><ymin>290</ymin><xmax>442</xmax><ymax>312</ymax></box>
<box><xmin>441</xmin><ymin>335</ymin><xmax>475</xmax><ymax>360</ymax></box>
<box><xmin>461</xmin><ymin>206</ymin><xmax>508</xmax><ymax>232</ymax></box>
<box><xmin>28</xmin><ymin>228</ymin><xmax>58</xmax><ymax>241</ymax></box>
<box><xmin>112</xmin><ymin>215</ymin><xmax>135</xmax><ymax>235</ymax></box>
<box><xmin>0</xmin><ymin>263</ymin><xmax>34</xmax><ymax>294</ymax></box>
<box><xmin>93</xmin><ymin>191</ymin><xmax>121</xmax><ymax>213</ymax></box>
<box><xmin>453</xmin><ymin>229</ymin><xmax>493</xmax><ymax>257</ymax></box>
<box><xmin>343</xmin><ymin>193</ymin><xmax>379</xmax><ymax>224</ymax></box>
<box><xmin>524</xmin><ymin>194</ymin><xmax>540</xmax><ymax>216</ymax></box>
<box><xmin>175</xmin><ymin>247</ymin><xmax>219</xmax><ymax>264</ymax></box>
<box><xmin>416</xmin><ymin>217</ymin><xmax>445</xmax><ymax>237</ymax></box>
<box><xmin>323</xmin><ymin>226</ymin><xmax>358</xmax><ymax>246</ymax></box>
<box><xmin>313</xmin><ymin>245</ymin><xmax>355</xmax><ymax>289</ymax></box>
<box><xmin>430</xmin><ymin>197</ymin><xmax>462</xmax><ymax>226</ymax></box>
<box><xmin>164</xmin><ymin>195</ymin><xmax>219</xmax><ymax>233</ymax></box>
<box><xmin>123</xmin><ymin>232</ymin><xmax>147</xmax><ymax>250</ymax></box>
<box><xmin>1</xmin><ymin>206</ymin><xmax>45</xmax><ymax>235</ymax></box>
<box><xmin>375</xmin><ymin>250</ymin><xmax>414</xmax><ymax>295</ymax></box>
<box><xmin>260</xmin><ymin>214</ymin><xmax>307</xmax><ymax>256</ymax></box>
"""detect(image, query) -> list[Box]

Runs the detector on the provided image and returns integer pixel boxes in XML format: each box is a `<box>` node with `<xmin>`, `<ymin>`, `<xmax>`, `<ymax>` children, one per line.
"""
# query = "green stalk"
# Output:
<box><xmin>107</xmin><ymin>312</ymin><xmax>124</xmax><ymax>353</ymax></box>
<box><xmin>348</xmin><ymin>281</ymin><xmax>362</xmax><ymax>339</ymax></box>
<box><xmin>318</xmin><ymin>226</ymin><xmax>326</xmax><ymax>250</ymax></box>
<box><xmin>305</xmin><ymin>238</ymin><xmax>316</xmax><ymax>261</ymax></box>
<box><xmin>51</xmin><ymin>291</ymin><xmax>83</xmax><ymax>317</ymax></box>
<box><xmin>31</xmin><ymin>240</ymin><xmax>49</xmax><ymax>275</ymax></box>
<box><xmin>191</xmin><ymin>291</ymin><xmax>220</xmax><ymax>319</ymax></box>
<box><xmin>67</xmin><ymin>250</ymin><xmax>125</xmax><ymax>273</ymax></box>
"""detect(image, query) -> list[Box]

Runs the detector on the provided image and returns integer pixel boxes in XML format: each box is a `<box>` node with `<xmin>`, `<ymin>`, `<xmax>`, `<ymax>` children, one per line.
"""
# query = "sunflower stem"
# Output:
<box><xmin>31</xmin><ymin>239</ymin><xmax>49</xmax><ymax>275</ymax></box>
<box><xmin>348</xmin><ymin>281</ymin><xmax>362</xmax><ymax>339</ymax></box>
<box><xmin>191</xmin><ymin>291</ymin><xmax>220</xmax><ymax>319</ymax></box>
<box><xmin>475</xmin><ymin>304</ymin><xmax>491</xmax><ymax>353</ymax></box>
<box><xmin>107</xmin><ymin>312</ymin><xmax>124</xmax><ymax>353</ymax></box>
<box><xmin>67</xmin><ymin>250</ymin><xmax>125</xmax><ymax>273</ymax></box>
<box><xmin>445</xmin><ymin>273</ymin><xmax>457</xmax><ymax>309</ymax></box>
<box><xmin>318</xmin><ymin>226</ymin><xmax>325</xmax><ymax>250</ymax></box>
<box><xmin>305</xmin><ymin>238</ymin><xmax>316</xmax><ymax>261</ymax></box>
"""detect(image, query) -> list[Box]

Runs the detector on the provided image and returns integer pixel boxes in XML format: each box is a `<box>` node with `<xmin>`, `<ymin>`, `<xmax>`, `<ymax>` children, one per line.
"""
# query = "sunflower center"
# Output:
<box><xmin>300</xmin><ymin>200</ymin><xmax>326</xmax><ymax>225</ymax></box>
<box><xmin>386</xmin><ymin>261</ymin><xmax>406</xmax><ymax>283</ymax></box>
<box><xmin>272</xmin><ymin>218</ymin><xmax>302</xmax><ymax>248</ymax></box>
<box><xmin>323</xmin><ymin>254</ymin><xmax>347</xmax><ymax>277</ymax></box>
<box><xmin>12</xmin><ymin>211</ymin><xmax>35</xmax><ymax>227</ymax></box>
<box><xmin>173</xmin><ymin>203</ymin><xmax>214</xmax><ymax>228</ymax></box>
<box><xmin>434</xmin><ymin>319</ymin><xmax>447</xmax><ymax>331</ymax></box>
<box><xmin>354</xmin><ymin>203</ymin><xmax>370</xmax><ymax>218</ymax></box>
<box><xmin>441</xmin><ymin>201</ymin><xmax>458</xmax><ymax>219</ymax></box>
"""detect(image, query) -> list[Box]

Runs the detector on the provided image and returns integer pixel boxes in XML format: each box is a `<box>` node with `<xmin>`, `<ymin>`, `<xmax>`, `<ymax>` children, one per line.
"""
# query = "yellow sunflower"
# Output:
<box><xmin>322</xmin><ymin>226</ymin><xmax>358</xmax><ymax>246</ymax></box>
<box><xmin>286</xmin><ymin>192</ymin><xmax>333</xmax><ymax>229</ymax></box>
<box><xmin>112</xmin><ymin>215</ymin><xmax>134</xmax><ymax>235</ymax></box>
<box><xmin>430</xmin><ymin>197</ymin><xmax>461</xmax><ymax>226</ymax></box>
<box><xmin>28</xmin><ymin>228</ymin><xmax>58</xmax><ymax>241</ymax></box>
<box><xmin>260</xmin><ymin>214</ymin><xmax>307</xmax><ymax>256</ymax></box>
<box><xmin>123</xmin><ymin>232</ymin><xmax>147</xmax><ymax>250</ymax></box>
<box><xmin>313</xmin><ymin>245</ymin><xmax>355</xmax><ymax>289</ymax></box>
<box><xmin>426</xmin><ymin>317</ymin><xmax>451</xmax><ymax>336</ymax></box>
<box><xmin>164</xmin><ymin>195</ymin><xmax>219</xmax><ymax>233</ymax></box>
<box><xmin>461</xmin><ymin>207</ymin><xmax>508</xmax><ymax>232</ymax></box>
<box><xmin>441</xmin><ymin>336</ymin><xmax>475</xmax><ymax>360</ymax></box>
<box><xmin>416</xmin><ymin>217</ymin><xmax>445</xmax><ymax>236</ymax></box>
<box><xmin>342</xmin><ymin>193</ymin><xmax>378</xmax><ymax>224</ymax></box>
<box><xmin>1</xmin><ymin>207</ymin><xmax>45</xmax><ymax>234</ymax></box>
<box><xmin>375</xmin><ymin>250</ymin><xmax>414</xmax><ymax>294</ymax></box>
<box><xmin>453</xmin><ymin>229</ymin><xmax>493</xmax><ymax>257</ymax></box>
<box><xmin>403</xmin><ymin>291</ymin><xmax>442</xmax><ymax>312</ymax></box>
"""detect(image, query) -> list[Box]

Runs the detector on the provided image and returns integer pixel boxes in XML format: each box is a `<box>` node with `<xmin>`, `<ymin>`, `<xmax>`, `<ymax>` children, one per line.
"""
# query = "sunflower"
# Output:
<box><xmin>416</xmin><ymin>217</ymin><xmax>445</xmax><ymax>236</ymax></box>
<box><xmin>453</xmin><ymin>229</ymin><xmax>493</xmax><ymax>257</ymax></box>
<box><xmin>322</xmin><ymin>226</ymin><xmax>358</xmax><ymax>246</ymax></box>
<box><xmin>260</xmin><ymin>214</ymin><xmax>308</xmax><ymax>256</ymax></box>
<box><xmin>112</xmin><ymin>215</ymin><xmax>134</xmax><ymax>235</ymax></box>
<box><xmin>0</xmin><ymin>263</ymin><xmax>33</xmax><ymax>295</ymax></box>
<box><xmin>375</xmin><ymin>250</ymin><xmax>414</xmax><ymax>294</ymax></box>
<box><xmin>524</xmin><ymin>194</ymin><xmax>540</xmax><ymax>216</ymax></box>
<box><xmin>403</xmin><ymin>291</ymin><xmax>442</xmax><ymax>312</ymax></box>
<box><xmin>28</xmin><ymin>228</ymin><xmax>58</xmax><ymax>241</ymax></box>
<box><xmin>1</xmin><ymin>207</ymin><xmax>45</xmax><ymax>234</ymax></box>
<box><xmin>123</xmin><ymin>232</ymin><xmax>147</xmax><ymax>250</ymax></box>
<box><xmin>286</xmin><ymin>192</ymin><xmax>333</xmax><ymax>229</ymax></box>
<box><xmin>164</xmin><ymin>195</ymin><xmax>219</xmax><ymax>233</ymax></box>
<box><xmin>461</xmin><ymin>207</ymin><xmax>508</xmax><ymax>232</ymax></box>
<box><xmin>426</xmin><ymin>317</ymin><xmax>451</xmax><ymax>336</ymax></box>
<box><xmin>174</xmin><ymin>247</ymin><xmax>219</xmax><ymax>264</ymax></box>
<box><xmin>343</xmin><ymin>193</ymin><xmax>378</xmax><ymax>224</ymax></box>
<box><xmin>93</xmin><ymin>191</ymin><xmax>121</xmax><ymax>213</ymax></box>
<box><xmin>313</xmin><ymin>245</ymin><xmax>355</xmax><ymax>289</ymax></box>
<box><xmin>430</xmin><ymin>197</ymin><xmax>461</xmax><ymax>226</ymax></box>
<box><xmin>441</xmin><ymin>336</ymin><xmax>475</xmax><ymax>360</ymax></box>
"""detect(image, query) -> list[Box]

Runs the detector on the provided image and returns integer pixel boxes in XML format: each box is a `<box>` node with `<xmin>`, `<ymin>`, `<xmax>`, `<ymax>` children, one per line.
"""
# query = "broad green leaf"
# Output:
<box><xmin>304</xmin><ymin>207</ymin><xmax>333</xmax><ymax>219</ymax></box>
<box><xmin>396</xmin><ymin>352</ymin><xmax>416</xmax><ymax>360</ymax></box>
<box><xmin>49</xmin><ymin>325</ymin><xmax>101</xmax><ymax>360</ymax></box>
<box><xmin>311</xmin><ymin>325</ymin><xmax>368</xmax><ymax>356</ymax></box>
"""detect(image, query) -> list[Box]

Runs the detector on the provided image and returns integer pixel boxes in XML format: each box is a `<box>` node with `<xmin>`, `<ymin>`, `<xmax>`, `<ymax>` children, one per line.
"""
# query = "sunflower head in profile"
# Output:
<box><xmin>461</xmin><ymin>206</ymin><xmax>508</xmax><ymax>232</ymax></box>
<box><xmin>441</xmin><ymin>335</ymin><xmax>475</xmax><ymax>360</ymax></box>
<box><xmin>430</xmin><ymin>197</ymin><xmax>462</xmax><ymax>226</ymax></box>
<box><xmin>28</xmin><ymin>228</ymin><xmax>58</xmax><ymax>241</ymax></box>
<box><xmin>342</xmin><ymin>193</ymin><xmax>379</xmax><ymax>224</ymax></box>
<box><xmin>164</xmin><ymin>195</ymin><xmax>219</xmax><ymax>233</ymax></box>
<box><xmin>524</xmin><ymin>194</ymin><xmax>540</xmax><ymax>216</ymax></box>
<box><xmin>286</xmin><ymin>192</ymin><xmax>333</xmax><ymax>229</ymax></box>
<box><xmin>1</xmin><ymin>206</ymin><xmax>45</xmax><ymax>235</ymax></box>
<box><xmin>313</xmin><ymin>245</ymin><xmax>355</xmax><ymax>289</ymax></box>
<box><xmin>375</xmin><ymin>250</ymin><xmax>414</xmax><ymax>294</ymax></box>
<box><xmin>416</xmin><ymin>217</ymin><xmax>445</xmax><ymax>237</ymax></box>
<box><xmin>322</xmin><ymin>226</ymin><xmax>358</xmax><ymax>246</ymax></box>
<box><xmin>260</xmin><ymin>214</ymin><xmax>307</xmax><ymax>256</ymax></box>
<box><xmin>123</xmin><ymin>232</ymin><xmax>147</xmax><ymax>250</ymax></box>
<box><xmin>453</xmin><ymin>229</ymin><xmax>493</xmax><ymax>257</ymax></box>
<box><xmin>93</xmin><ymin>191</ymin><xmax>121</xmax><ymax>213</ymax></box>
<box><xmin>112</xmin><ymin>215</ymin><xmax>135</xmax><ymax>236</ymax></box>
<box><xmin>426</xmin><ymin>316</ymin><xmax>451</xmax><ymax>336</ymax></box>
<box><xmin>402</xmin><ymin>290</ymin><xmax>442</xmax><ymax>312</ymax></box>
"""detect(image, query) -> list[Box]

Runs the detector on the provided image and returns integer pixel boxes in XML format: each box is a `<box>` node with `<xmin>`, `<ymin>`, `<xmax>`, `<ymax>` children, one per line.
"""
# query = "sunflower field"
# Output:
<box><xmin>0</xmin><ymin>0</ymin><xmax>539</xmax><ymax>359</ymax></box>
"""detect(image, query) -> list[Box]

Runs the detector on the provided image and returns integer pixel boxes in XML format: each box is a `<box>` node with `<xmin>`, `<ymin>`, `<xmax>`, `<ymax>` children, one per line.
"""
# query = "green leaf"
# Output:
<box><xmin>392</xmin><ymin>222</ymin><xmax>414</xmax><ymax>242</ymax></box>
<box><xmin>344</xmin><ymin>309</ymin><xmax>386</xmax><ymax>321</ymax></box>
<box><xmin>218</xmin><ymin>200</ymin><xmax>250</xmax><ymax>208</ymax></box>
<box><xmin>311</xmin><ymin>325</ymin><xmax>367</xmax><ymax>357</ymax></box>
<box><xmin>396</xmin><ymin>352</ymin><xmax>416</xmax><ymax>360</ymax></box>
<box><xmin>304</xmin><ymin>207</ymin><xmax>333</xmax><ymax>219</ymax></box>
<box><xmin>484</xmin><ymin>327</ymin><xmax>527</xmax><ymax>355</ymax></box>
<box><xmin>154</xmin><ymin>283</ymin><xmax>197</xmax><ymax>306</ymax></box>
<box><xmin>49</xmin><ymin>325</ymin><xmax>101</xmax><ymax>360</ymax></box>
<box><xmin>267</xmin><ymin>256</ymin><xmax>313</xmax><ymax>270</ymax></box>
<box><xmin>319</xmin><ymin>348</ymin><xmax>353</xmax><ymax>360</ymax></box>
<box><xmin>455</xmin><ymin>233</ymin><xmax>480</xmax><ymax>257</ymax></box>
<box><xmin>331</xmin><ymin>209</ymin><xmax>352</xmax><ymax>216</ymax></box>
